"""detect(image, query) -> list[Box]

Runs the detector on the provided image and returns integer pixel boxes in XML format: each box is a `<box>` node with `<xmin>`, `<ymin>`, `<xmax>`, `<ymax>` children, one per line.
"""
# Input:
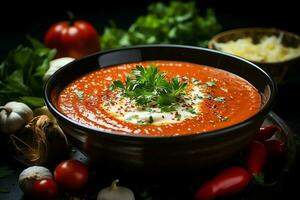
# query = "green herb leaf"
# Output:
<box><xmin>206</xmin><ymin>81</ymin><xmax>217</xmax><ymax>87</ymax></box>
<box><xmin>186</xmin><ymin>107</ymin><xmax>197</xmax><ymax>114</ymax></box>
<box><xmin>0</xmin><ymin>188</ymin><xmax>10</xmax><ymax>193</ymax></box>
<box><xmin>175</xmin><ymin>112</ymin><xmax>181</xmax><ymax>121</ymax></box>
<box><xmin>19</xmin><ymin>96</ymin><xmax>45</xmax><ymax>107</ymax></box>
<box><xmin>109</xmin><ymin>64</ymin><xmax>187</xmax><ymax>111</ymax></box>
<box><xmin>214</xmin><ymin>97</ymin><xmax>225</xmax><ymax>102</ymax></box>
<box><xmin>0</xmin><ymin>166</ymin><xmax>14</xmax><ymax>178</ymax></box>
<box><xmin>221</xmin><ymin>116</ymin><xmax>229</xmax><ymax>122</ymax></box>
<box><xmin>75</xmin><ymin>90</ymin><xmax>84</xmax><ymax>101</ymax></box>
<box><xmin>109</xmin><ymin>80</ymin><xmax>124</xmax><ymax>90</ymax></box>
<box><xmin>101</xmin><ymin>2</ymin><xmax>221</xmax><ymax>50</ymax></box>
<box><xmin>0</xmin><ymin>37</ymin><xmax>56</xmax><ymax>107</ymax></box>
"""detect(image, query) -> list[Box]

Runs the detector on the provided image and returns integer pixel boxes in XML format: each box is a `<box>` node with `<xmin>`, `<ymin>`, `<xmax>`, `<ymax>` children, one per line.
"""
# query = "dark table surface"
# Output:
<box><xmin>0</xmin><ymin>1</ymin><xmax>300</xmax><ymax>199</ymax></box>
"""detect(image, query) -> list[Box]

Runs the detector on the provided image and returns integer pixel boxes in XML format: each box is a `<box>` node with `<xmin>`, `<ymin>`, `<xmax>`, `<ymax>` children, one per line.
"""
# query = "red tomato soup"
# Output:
<box><xmin>57</xmin><ymin>61</ymin><xmax>261</xmax><ymax>136</ymax></box>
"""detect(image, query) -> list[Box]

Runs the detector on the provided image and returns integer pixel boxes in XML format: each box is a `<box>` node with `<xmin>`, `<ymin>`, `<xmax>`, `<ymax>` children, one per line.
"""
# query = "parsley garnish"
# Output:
<box><xmin>206</xmin><ymin>81</ymin><xmax>217</xmax><ymax>87</ymax></box>
<box><xmin>109</xmin><ymin>65</ymin><xmax>187</xmax><ymax>111</ymax></box>
<box><xmin>175</xmin><ymin>112</ymin><xmax>181</xmax><ymax>121</ymax></box>
<box><xmin>75</xmin><ymin>90</ymin><xmax>84</xmax><ymax>101</ymax></box>
<box><xmin>186</xmin><ymin>107</ymin><xmax>197</xmax><ymax>114</ymax></box>
<box><xmin>214</xmin><ymin>97</ymin><xmax>225</xmax><ymax>102</ymax></box>
<box><xmin>221</xmin><ymin>116</ymin><xmax>229</xmax><ymax>122</ymax></box>
<box><xmin>137</xmin><ymin>120</ymin><xmax>146</xmax><ymax>124</ymax></box>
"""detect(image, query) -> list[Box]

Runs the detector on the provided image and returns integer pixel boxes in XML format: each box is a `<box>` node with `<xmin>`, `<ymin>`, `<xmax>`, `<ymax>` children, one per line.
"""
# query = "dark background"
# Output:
<box><xmin>0</xmin><ymin>0</ymin><xmax>299</xmax><ymax>59</ymax></box>
<box><xmin>0</xmin><ymin>0</ymin><xmax>299</xmax><ymax>199</ymax></box>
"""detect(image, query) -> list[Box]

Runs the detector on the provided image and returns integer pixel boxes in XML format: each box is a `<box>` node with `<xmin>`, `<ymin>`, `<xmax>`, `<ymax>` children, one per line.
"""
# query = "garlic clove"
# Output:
<box><xmin>97</xmin><ymin>179</ymin><xmax>135</xmax><ymax>200</ymax></box>
<box><xmin>18</xmin><ymin>166</ymin><xmax>53</xmax><ymax>195</ymax></box>
<box><xmin>43</xmin><ymin>57</ymin><xmax>75</xmax><ymax>81</ymax></box>
<box><xmin>0</xmin><ymin>101</ymin><xmax>33</xmax><ymax>134</ymax></box>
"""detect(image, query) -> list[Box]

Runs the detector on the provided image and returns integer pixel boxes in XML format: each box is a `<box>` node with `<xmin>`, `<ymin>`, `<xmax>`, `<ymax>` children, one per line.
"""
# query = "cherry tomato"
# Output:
<box><xmin>32</xmin><ymin>178</ymin><xmax>58</xmax><ymax>199</ymax></box>
<box><xmin>245</xmin><ymin>140</ymin><xmax>267</xmax><ymax>176</ymax></box>
<box><xmin>54</xmin><ymin>159</ymin><xmax>88</xmax><ymax>191</ymax></box>
<box><xmin>195</xmin><ymin>166</ymin><xmax>250</xmax><ymax>200</ymax></box>
<box><xmin>254</xmin><ymin>125</ymin><xmax>281</xmax><ymax>141</ymax></box>
<box><xmin>44</xmin><ymin>19</ymin><xmax>100</xmax><ymax>59</ymax></box>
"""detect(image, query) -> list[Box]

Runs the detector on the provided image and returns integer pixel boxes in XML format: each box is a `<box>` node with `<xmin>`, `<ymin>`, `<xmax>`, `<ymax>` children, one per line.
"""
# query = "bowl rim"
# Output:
<box><xmin>208</xmin><ymin>27</ymin><xmax>300</xmax><ymax>65</ymax></box>
<box><xmin>44</xmin><ymin>44</ymin><xmax>277</xmax><ymax>141</ymax></box>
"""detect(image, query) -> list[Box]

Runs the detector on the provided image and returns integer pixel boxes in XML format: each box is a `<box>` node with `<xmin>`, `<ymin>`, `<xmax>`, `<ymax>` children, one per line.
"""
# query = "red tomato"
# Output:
<box><xmin>54</xmin><ymin>159</ymin><xmax>88</xmax><ymax>191</ymax></box>
<box><xmin>32</xmin><ymin>179</ymin><xmax>58</xmax><ymax>199</ymax></box>
<box><xmin>195</xmin><ymin>166</ymin><xmax>250</xmax><ymax>200</ymax></box>
<box><xmin>44</xmin><ymin>20</ymin><xmax>100</xmax><ymax>59</ymax></box>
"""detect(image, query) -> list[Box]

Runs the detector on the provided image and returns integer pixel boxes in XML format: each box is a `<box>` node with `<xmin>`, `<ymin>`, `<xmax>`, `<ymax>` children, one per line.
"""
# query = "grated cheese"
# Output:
<box><xmin>214</xmin><ymin>35</ymin><xmax>300</xmax><ymax>63</ymax></box>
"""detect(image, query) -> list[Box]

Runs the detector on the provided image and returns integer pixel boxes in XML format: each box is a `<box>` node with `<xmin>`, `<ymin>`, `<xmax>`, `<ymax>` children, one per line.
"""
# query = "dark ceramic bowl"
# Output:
<box><xmin>208</xmin><ymin>28</ymin><xmax>300</xmax><ymax>84</ymax></box>
<box><xmin>44</xmin><ymin>45</ymin><xmax>276</xmax><ymax>174</ymax></box>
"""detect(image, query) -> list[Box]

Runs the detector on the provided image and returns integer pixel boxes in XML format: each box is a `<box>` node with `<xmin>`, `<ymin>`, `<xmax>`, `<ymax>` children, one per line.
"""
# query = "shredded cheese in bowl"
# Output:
<box><xmin>214</xmin><ymin>35</ymin><xmax>300</xmax><ymax>63</ymax></box>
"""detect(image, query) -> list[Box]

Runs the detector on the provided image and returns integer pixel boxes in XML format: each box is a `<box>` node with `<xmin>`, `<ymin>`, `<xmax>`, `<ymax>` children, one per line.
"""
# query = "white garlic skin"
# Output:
<box><xmin>97</xmin><ymin>180</ymin><xmax>135</xmax><ymax>200</ymax></box>
<box><xmin>0</xmin><ymin>101</ymin><xmax>33</xmax><ymax>134</ymax></box>
<box><xmin>43</xmin><ymin>57</ymin><xmax>75</xmax><ymax>81</ymax></box>
<box><xmin>18</xmin><ymin>166</ymin><xmax>53</xmax><ymax>195</ymax></box>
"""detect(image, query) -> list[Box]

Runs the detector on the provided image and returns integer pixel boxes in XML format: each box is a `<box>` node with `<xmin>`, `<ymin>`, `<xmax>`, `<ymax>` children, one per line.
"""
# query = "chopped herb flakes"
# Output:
<box><xmin>206</xmin><ymin>81</ymin><xmax>217</xmax><ymax>87</ymax></box>
<box><xmin>137</xmin><ymin>120</ymin><xmax>146</xmax><ymax>124</ymax></box>
<box><xmin>109</xmin><ymin>65</ymin><xmax>187</xmax><ymax>111</ymax></box>
<box><xmin>186</xmin><ymin>107</ymin><xmax>197</xmax><ymax>114</ymax></box>
<box><xmin>214</xmin><ymin>97</ymin><xmax>225</xmax><ymax>102</ymax></box>
<box><xmin>75</xmin><ymin>90</ymin><xmax>84</xmax><ymax>101</ymax></box>
<box><xmin>175</xmin><ymin>112</ymin><xmax>182</xmax><ymax>121</ymax></box>
<box><xmin>221</xmin><ymin>116</ymin><xmax>229</xmax><ymax>122</ymax></box>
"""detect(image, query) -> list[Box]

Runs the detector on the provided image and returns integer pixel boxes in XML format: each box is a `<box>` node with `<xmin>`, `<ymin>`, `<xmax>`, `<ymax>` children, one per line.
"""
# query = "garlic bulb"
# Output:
<box><xmin>19</xmin><ymin>166</ymin><xmax>53</xmax><ymax>195</ymax></box>
<box><xmin>0</xmin><ymin>101</ymin><xmax>33</xmax><ymax>134</ymax></box>
<box><xmin>11</xmin><ymin>115</ymin><xmax>68</xmax><ymax>166</ymax></box>
<box><xmin>43</xmin><ymin>57</ymin><xmax>75</xmax><ymax>81</ymax></box>
<box><xmin>97</xmin><ymin>179</ymin><xmax>135</xmax><ymax>200</ymax></box>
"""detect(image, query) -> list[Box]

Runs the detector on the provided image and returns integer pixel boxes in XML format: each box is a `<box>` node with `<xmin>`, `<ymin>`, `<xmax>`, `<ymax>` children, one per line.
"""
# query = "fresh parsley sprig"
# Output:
<box><xmin>109</xmin><ymin>64</ymin><xmax>187</xmax><ymax>110</ymax></box>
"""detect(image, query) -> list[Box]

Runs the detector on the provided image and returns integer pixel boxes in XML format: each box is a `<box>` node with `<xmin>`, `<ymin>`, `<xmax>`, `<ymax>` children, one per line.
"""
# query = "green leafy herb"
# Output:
<box><xmin>175</xmin><ymin>112</ymin><xmax>181</xmax><ymax>121</ymax></box>
<box><xmin>191</xmin><ymin>78</ymin><xmax>201</xmax><ymax>85</ymax></box>
<box><xmin>204</xmin><ymin>94</ymin><xmax>213</xmax><ymax>99</ymax></box>
<box><xmin>0</xmin><ymin>166</ymin><xmax>14</xmax><ymax>178</ymax></box>
<box><xmin>101</xmin><ymin>1</ymin><xmax>221</xmax><ymax>50</ymax></box>
<box><xmin>137</xmin><ymin>120</ymin><xmax>146</xmax><ymax>125</ymax></box>
<box><xmin>108</xmin><ymin>80</ymin><xmax>124</xmax><ymax>90</ymax></box>
<box><xmin>75</xmin><ymin>90</ymin><xmax>84</xmax><ymax>101</ymax></box>
<box><xmin>214</xmin><ymin>97</ymin><xmax>225</xmax><ymax>102</ymax></box>
<box><xmin>109</xmin><ymin>65</ymin><xmax>187</xmax><ymax>111</ymax></box>
<box><xmin>186</xmin><ymin>107</ymin><xmax>197</xmax><ymax>114</ymax></box>
<box><xmin>221</xmin><ymin>116</ymin><xmax>229</xmax><ymax>122</ymax></box>
<box><xmin>0</xmin><ymin>188</ymin><xmax>9</xmax><ymax>193</ymax></box>
<box><xmin>0</xmin><ymin>37</ymin><xmax>56</xmax><ymax>107</ymax></box>
<box><xmin>206</xmin><ymin>81</ymin><xmax>217</xmax><ymax>87</ymax></box>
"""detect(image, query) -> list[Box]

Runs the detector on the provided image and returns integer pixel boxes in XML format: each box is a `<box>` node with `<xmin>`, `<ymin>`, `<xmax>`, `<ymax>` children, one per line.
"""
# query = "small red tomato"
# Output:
<box><xmin>32</xmin><ymin>178</ymin><xmax>58</xmax><ymax>199</ymax></box>
<box><xmin>195</xmin><ymin>166</ymin><xmax>250</xmax><ymax>200</ymax></box>
<box><xmin>44</xmin><ymin>19</ymin><xmax>100</xmax><ymax>59</ymax></box>
<box><xmin>245</xmin><ymin>140</ymin><xmax>268</xmax><ymax>176</ymax></box>
<box><xmin>54</xmin><ymin>159</ymin><xmax>88</xmax><ymax>191</ymax></box>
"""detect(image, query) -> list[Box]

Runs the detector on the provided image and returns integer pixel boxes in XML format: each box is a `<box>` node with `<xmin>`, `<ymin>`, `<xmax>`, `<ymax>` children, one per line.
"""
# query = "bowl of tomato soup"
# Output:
<box><xmin>44</xmin><ymin>45</ymin><xmax>276</xmax><ymax>172</ymax></box>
